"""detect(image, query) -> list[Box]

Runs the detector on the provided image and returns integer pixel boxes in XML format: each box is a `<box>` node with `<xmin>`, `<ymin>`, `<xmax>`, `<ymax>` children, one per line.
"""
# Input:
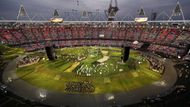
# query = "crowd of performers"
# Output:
<box><xmin>142</xmin><ymin>54</ymin><xmax>165</xmax><ymax>74</ymax></box>
<box><xmin>65</xmin><ymin>81</ymin><xmax>95</xmax><ymax>93</ymax></box>
<box><xmin>17</xmin><ymin>56</ymin><xmax>40</xmax><ymax>67</ymax></box>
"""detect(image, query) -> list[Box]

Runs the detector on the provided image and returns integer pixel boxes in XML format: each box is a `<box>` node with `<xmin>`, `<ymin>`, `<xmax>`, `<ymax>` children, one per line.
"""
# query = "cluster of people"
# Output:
<box><xmin>1</xmin><ymin>22</ymin><xmax>190</xmax><ymax>58</ymax></box>
<box><xmin>143</xmin><ymin>54</ymin><xmax>165</xmax><ymax>73</ymax></box>
<box><xmin>175</xmin><ymin>63</ymin><xmax>190</xmax><ymax>79</ymax></box>
<box><xmin>17</xmin><ymin>56</ymin><xmax>40</xmax><ymax>67</ymax></box>
<box><xmin>23</xmin><ymin>40</ymin><xmax>145</xmax><ymax>52</ymax></box>
<box><xmin>22</xmin><ymin>43</ymin><xmax>45</xmax><ymax>52</ymax></box>
<box><xmin>148</xmin><ymin>44</ymin><xmax>178</xmax><ymax>57</ymax></box>
<box><xmin>172</xmin><ymin>30</ymin><xmax>190</xmax><ymax>48</ymax></box>
<box><xmin>65</xmin><ymin>81</ymin><xmax>95</xmax><ymax>93</ymax></box>
<box><xmin>1</xmin><ymin>23</ymin><xmax>189</xmax><ymax>45</ymax></box>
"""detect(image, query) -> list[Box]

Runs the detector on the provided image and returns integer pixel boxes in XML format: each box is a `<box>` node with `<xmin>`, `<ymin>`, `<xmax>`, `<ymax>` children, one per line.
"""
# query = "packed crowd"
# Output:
<box><xmin>0</xmin><ymin>22</ymin><xmax>190</xmax><ymax>57</ymax></box>
<box><xmin>17</xmin><ymin>56</ymin><xmax>40</xmax><ymax>67</ymax></box>
<box><xmin>65</xmin><ymin>81</ymin><xmax>95</xmax><ymax>93</ymax></box>
<box><xmin>148</xmin><ymin>44</ymin><xmax>179</xmax><ymax>57</ymax></box>
<box><xmin>175</xmin><ymin>62</ymin><xmax>190</xmax><ymax>79</ymax></box>
<box><xmin>143</xmin><ymin>54</ymin><xmax>165</xmax><ymax>73</ymax></box>
<box><xmin>0</xmin><ymin>23</ymin><xmax>189</xmax><ymax>45</ymax></box>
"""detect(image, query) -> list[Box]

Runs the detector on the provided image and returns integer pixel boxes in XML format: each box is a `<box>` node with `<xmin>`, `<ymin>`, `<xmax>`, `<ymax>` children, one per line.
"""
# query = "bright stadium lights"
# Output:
<box><xmin>99</xmin><ymin>34</ymin><xmax>105</xmax><ymax>38</ymax></box>
<box><xmin>135</xmin><ymin>6</ymin><xmax>148</xmax><ymax>23</ymax></box>
<box><xmin>50</xmin><ymin>9</ymin><xmax>63</xmax><ymax>23</ymax></box>
<box><xmin>135</xmin><ymin>17</ymin><xmax>148</xmax><ymax>23</ymax></box>
<box><xmin>50</xmin><ymin>18</ymin><xmax>63</xmax><ymax>23</ymax></box>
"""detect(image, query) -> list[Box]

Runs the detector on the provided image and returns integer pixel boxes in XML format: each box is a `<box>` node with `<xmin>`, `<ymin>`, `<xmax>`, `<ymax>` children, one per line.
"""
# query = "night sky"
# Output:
<box><xmin>0</xmin><ymin>0</ymin><xmax>190</xmax><ymax>20</ymax></box>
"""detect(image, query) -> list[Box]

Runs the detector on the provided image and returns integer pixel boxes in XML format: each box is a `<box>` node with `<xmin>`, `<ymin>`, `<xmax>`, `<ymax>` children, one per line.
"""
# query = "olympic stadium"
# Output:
<box><xmin>0</xmin><ymin>0</ymin><xmax>190</xmax><ymax>107</ymax></box>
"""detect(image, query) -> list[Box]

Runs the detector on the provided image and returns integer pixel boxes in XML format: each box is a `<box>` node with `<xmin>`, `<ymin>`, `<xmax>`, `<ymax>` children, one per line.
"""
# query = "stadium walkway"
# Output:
<box><xmin>2</xmin><ymin>55</ymin><xmax>177</xmax><ymax>107</ymax></box>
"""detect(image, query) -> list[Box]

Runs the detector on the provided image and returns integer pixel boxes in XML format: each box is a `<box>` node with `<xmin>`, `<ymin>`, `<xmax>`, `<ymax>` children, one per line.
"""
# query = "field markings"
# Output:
<box><xmin>65</xmin><ymin>62</ymin><xmax>80</xmax><ymax>73</ymax></box>
<box><xmin>18</xmin><ymin>64</ymin><xmax>43</xmax><ymax>79</ymax></box>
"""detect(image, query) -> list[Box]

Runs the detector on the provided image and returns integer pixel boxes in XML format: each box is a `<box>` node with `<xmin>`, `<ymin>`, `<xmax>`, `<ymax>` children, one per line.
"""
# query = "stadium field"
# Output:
<box><xmin>16</xmin><ymin>47</ymin><xmax>161</xmax><ymax>94</ymax></box>
<box><xmin>0</xmin><ymin>45</ymin><xmax>24</xmax><ymax>61</ymax></box>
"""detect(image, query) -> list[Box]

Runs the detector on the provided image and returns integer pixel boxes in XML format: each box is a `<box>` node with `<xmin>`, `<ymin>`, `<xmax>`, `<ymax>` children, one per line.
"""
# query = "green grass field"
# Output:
<box><xmin>16</xmin><ymin>46</ymin><xmax>162</xmax><ymax>94</ymax></box>
<box><xmin>0</xmin><ymin>45</ymin><xmax>25</xmax><ymax>61</ymax></box>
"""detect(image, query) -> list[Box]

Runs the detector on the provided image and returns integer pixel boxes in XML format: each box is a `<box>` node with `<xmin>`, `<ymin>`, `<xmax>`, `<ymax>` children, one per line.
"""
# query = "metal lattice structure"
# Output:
<box><xmin>169</xmin><ymin>1</ymin><xmax>185</xmax><ymax>21</ymax></box>
<box><xmin>105</xmin><ymin>0</ymin><xmax>119</xmax><ymax>21</ymax></box>
<box><xmin>17</xmin><ymin>5</ymin><xmax>31</xmax><ymax>21</ymax></box>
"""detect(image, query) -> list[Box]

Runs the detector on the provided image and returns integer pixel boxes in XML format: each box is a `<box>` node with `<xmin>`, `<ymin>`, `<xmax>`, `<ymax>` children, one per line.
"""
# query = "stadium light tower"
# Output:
<box><xmin>80</xmin><ymin>10</ymin><xmax>90</xmax><ymax>21</ymax></box>
<box><xmin>17</xmin><ymin>4</ymin><xmax>31</xmax><ymax>20</ymax></box>
<box><xmin>169</xmin><ymin>1</ymin><xmax>185</xmax><ymax>21</ymax></box>
<box><xmin>135</xmin><ymin>7</ymin><xmax>148</xmax><ymax>23</ymax></box>
<box><xmin>105</xmin><ymin>0</ymin><xmax>119</xmax><ymax>21</ymax></box>
<box><xmin>50</xmin><ymin>9</ymin><xmax>63</xmax><ymax>23</ymax></box>
<box><xmin>138</xmin><ymin>7</ymin><xmax>146</xmax><ymax>17</ymax></box>
<box><xmin>150</xmin><ymin>10</ymin><xmax>157</xmax><ymax>21</ymax></box>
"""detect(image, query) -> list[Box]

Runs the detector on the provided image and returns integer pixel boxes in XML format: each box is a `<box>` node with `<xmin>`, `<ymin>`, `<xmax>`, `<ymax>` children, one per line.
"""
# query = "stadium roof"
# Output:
<box><xmin>0</xmin><ymin>0</ymin><xmax>190</xmax><ymax>21</ymax></box>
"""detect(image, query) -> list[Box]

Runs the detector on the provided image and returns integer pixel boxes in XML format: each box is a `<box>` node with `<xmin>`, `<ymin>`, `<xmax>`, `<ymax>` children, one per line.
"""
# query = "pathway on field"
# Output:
<box><xmin>97</xmin><ymin>50</ymin><xmax>109</xmax><ymax>63</ymax></box>
<box><xmin>65</xmin><ymin>62</ymin><xmax>80</xmax><ymax>73</ymax></box>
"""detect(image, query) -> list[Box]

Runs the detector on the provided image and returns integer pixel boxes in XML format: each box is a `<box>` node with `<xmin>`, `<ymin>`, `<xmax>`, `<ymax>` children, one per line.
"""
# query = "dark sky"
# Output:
<box><xmin>0</xmin><ymin>0</ymin><xmax>190</xmax><ymax>20</ymax></box>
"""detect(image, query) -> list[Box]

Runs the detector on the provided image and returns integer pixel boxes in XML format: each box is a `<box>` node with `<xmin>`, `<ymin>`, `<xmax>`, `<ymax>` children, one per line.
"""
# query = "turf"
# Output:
<box><xmin>0</xmin><ymin>45</ymin><xmax>25</xmax><ymax>62</ymax></box>
<box><xmin>16</xmin><ymin>46</ymin><xmax>162</xmax><ymax>94</ymax></box>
